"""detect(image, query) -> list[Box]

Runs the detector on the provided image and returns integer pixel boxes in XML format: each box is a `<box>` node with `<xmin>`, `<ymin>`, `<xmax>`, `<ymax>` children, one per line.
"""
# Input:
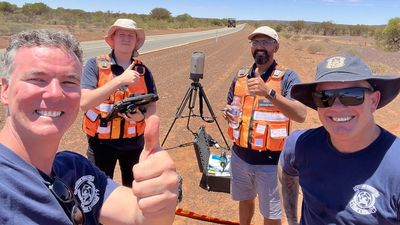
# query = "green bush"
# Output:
<box><xmin>346</xmin><ymin>48</ymin><xmax>361</xmax><ymax>57</ymax></box>
<box><xmin>307</xmin><ymin>44</ymin><xmax>324</xmax><ymax>54</ymax></box>
<box><xmin>302</xmin><ymin>35</ymin><xmax>313</xmax><ymax>40</ymax></box>
<box><xmin>291</xmin><ymin>35</ymin><xmax>300</xmax><ymax>42</ymax></box>
<box><xmin>294</xmin><ymin>42</ymin><xmax>306</xmax><ymax>51</ymax></box>
<box><xmin>369</xmin><ymin>62</ymin><xmax>390</xmax><ymax>74</ymax></box>
<box><xmin>280</xmin><ymin>32</ymin><xmax>292</xmax><ymax>40</ymax></box>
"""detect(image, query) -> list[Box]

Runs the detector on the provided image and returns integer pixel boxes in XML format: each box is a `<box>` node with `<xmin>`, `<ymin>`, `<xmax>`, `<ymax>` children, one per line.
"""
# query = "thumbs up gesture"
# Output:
<box><xmin>118</xmin><ymin>61</ymin><xmax>141</xmax><ymax>85</ymax></box>
<box><xmin>131</xmin><ymin>115</ymin><xmax>178</xmax><ymax>221</ymax></box>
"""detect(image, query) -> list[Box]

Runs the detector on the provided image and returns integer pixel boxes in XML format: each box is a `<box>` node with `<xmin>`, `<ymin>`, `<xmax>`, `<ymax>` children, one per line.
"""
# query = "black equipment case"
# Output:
<box><xmin>193</xmin><ymin>126</ymin><xmax>231</xmax><ymax>193</ymax></box>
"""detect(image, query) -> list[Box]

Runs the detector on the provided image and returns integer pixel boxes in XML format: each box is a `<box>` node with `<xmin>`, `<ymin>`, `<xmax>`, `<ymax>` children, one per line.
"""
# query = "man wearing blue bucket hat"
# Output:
<box><xmin>278</xmin><ymin>54</ymin><xmax>400</xmax><ymax>225</ymax></box>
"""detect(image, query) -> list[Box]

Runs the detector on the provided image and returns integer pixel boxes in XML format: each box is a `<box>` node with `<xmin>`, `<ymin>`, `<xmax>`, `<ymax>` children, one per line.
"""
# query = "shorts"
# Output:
<box><xmin>230</xmin><ymin>150</ymin><xmax>281</xmax><ymax>219</ymax></box>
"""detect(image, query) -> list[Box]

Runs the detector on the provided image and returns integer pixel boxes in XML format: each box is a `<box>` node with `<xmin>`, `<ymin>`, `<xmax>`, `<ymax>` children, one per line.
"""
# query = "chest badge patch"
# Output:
<box><xmin>349</xmin><ymin>184</ymin><xmax>380</xmax><ymax>215</ymax></box>
<box><xmin>74</xmin><ymin>175</ymin><xmax>100</xmax><ymax>213</ymax></box>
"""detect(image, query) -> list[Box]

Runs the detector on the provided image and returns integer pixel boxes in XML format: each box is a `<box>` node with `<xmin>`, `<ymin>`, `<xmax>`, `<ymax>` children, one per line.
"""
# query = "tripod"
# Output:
<box><xmin>162</xmin><ymin>81</ymin><xmax>230</xmax><ymax>150</ymax></box>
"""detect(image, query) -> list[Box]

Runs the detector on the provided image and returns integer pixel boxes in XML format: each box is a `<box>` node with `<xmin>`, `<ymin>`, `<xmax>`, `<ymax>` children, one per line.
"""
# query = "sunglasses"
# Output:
<box><xmin>312</xmin><ymin>87</ymin><xmax>374</xmax><ymax>108</ymax></box>
<box><xmin>46</xmin><ymin>177</ymin><xmax>85</xmax><ymax>225</ymax></box>
<box><xmin>250</xmin><ymin>39</ymin><xmax>276</xmax><ymax>47</ymax></box>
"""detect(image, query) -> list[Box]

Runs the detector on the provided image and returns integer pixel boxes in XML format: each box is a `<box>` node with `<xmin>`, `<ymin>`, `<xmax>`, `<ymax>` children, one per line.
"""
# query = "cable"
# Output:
<box><xmin>175</xmin><ymin>208</ymin><xmax>248</xmax><ymax>225</ymax></box>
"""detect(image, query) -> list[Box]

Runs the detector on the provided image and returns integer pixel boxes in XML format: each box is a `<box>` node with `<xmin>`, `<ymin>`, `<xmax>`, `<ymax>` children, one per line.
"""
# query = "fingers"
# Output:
<box><xmin>120</xmin><ymin>110</ymin><xmax>144</xmax><ymax>122</ymax></box>
<box><xmin>119</xmin><ymin>63</ymin><xmax>140</xmax><ymax>85</ymax></box>
<box><xmin>247</xmin><ymin>77</ymin><xmax>260</xmax><ymax>88</ymax></box>
<box><xmin>247</xmin><ymin>77</ymin><xmax>267</xmax><ymax>95</ymax></box>
<box><xmin>132</xmin><ymin>151</ymin><xmax>178</xmax><ymax>216</ymax></box>
<box><xmin>133</xmin><ymin>151</ymin><xmax>176</xmax><ymax>183</ymax></box>
<box><xmin>132</xmin><ymin>115</ymin><xmax>179</xmax><ymax>219</ymax></box>
<box><xmin>139</xmin><ymin>115</ymin><xmax>161</xmax><ymax>161</ymax></box>
<box><xmin>221</xmin><ymin>107</ymin><xmax>229</xmax><ymax>120</ymax></box>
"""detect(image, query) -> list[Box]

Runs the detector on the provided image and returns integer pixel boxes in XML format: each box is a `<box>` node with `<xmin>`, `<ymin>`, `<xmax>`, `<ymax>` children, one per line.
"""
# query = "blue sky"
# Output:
<box><xmin>6</xmin><ymin>0</ymin><xmax>400</xmax><ymax>25</ymax></box>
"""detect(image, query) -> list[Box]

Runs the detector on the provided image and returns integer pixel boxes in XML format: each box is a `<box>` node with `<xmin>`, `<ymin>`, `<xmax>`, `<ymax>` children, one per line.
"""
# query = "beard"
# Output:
<box><xmin>252</xmin><ymin>50</ymin><xmax>270</xmax><ymax>65</ymax></box>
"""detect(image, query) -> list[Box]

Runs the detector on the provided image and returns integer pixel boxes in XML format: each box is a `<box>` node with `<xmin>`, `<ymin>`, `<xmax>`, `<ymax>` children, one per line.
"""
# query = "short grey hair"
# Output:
<box><xmin>1</xmin><ymin>29</ymin><xmax>83</xmax><ymax>81</ymax></box>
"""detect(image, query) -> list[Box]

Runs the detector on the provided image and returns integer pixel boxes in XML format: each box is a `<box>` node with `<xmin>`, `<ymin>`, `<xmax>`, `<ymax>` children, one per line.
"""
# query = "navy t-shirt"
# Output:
<box><xmin>227</xmin><ymin>61</ymin><xmax>302</xmax><ymax>165</ymax></box>
<box><xmin>280</xmin><ymin>127</ymin><xmax>400</xmax><ymax>224</ymax></box>
<box><xmin>0</xmin><ymin>144</ymin><xmax>119</xmax><ymax>225</ymax></box>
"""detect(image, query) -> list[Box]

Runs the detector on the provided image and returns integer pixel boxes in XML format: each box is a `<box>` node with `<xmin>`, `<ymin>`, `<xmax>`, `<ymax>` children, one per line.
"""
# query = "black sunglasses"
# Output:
<box><xmin>47</xmin><ymin>177</ymin><xmax>85</xmax><ymax>225</ymax></box>
<box><xmin>312</xmin><ymin>87</ymin><xmax>374</xmax><ymax>108</ymax></box>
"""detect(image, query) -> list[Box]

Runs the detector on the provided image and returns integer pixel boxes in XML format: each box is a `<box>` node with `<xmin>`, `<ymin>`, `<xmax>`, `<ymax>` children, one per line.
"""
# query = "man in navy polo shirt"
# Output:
<box><xmin>279</xmin><ymin>54</ymin><xmax>400</xmax><ymax>225</ymax></box>
<box><xmin>0</xmin><ymin>29</ymin><xmax>179</xmax><ymax>225</ymax></box>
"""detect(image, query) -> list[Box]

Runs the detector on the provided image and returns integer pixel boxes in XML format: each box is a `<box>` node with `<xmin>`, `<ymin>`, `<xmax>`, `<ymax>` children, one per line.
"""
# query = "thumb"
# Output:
<box><xmin>139</xmin><ymin>115</ymin><xmax>161</xmax><ymax>161</ymax></box>
<box><xmin>126</xmin><ymin>61</ymin><xmax>135</xmax><ymax>71</ymax></box>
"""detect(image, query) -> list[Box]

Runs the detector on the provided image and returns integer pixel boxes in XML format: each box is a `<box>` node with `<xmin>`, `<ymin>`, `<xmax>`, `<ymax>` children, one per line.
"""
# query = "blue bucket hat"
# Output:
<box><xmin>291</xmin><ymin>54</ymin><xmax>400</xmax><ymax>110</ymax></box>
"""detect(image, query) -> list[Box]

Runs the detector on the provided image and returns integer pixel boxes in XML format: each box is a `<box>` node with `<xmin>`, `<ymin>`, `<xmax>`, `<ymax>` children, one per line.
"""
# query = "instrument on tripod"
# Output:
<box><xmin>162</xmin><ymin>51</ymin><xmax>230</xmax><ymax>150</ymax></box>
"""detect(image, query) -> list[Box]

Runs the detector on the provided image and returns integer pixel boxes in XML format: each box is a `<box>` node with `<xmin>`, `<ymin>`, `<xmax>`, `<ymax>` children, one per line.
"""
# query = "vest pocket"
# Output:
<box><xmin>251</xmin><ymin>121</ymin><xmax>268</xmax><ymax>150</ymax></box>
<box><xmin>266</xmin><ymin>122</ymin><xmax>288</xmax><ymax>151</ymax></box>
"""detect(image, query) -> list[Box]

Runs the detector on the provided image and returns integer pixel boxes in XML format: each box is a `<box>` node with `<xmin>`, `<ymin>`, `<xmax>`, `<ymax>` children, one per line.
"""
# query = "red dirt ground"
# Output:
<box><xmin>1</xmin><ymin>25</ymin><xmax>399</xmax><ymax>225</ymax></box>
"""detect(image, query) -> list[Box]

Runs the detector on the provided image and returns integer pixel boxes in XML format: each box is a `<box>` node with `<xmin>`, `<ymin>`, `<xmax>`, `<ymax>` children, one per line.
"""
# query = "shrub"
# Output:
<box><xmin>280</xmin><ymin>32</ymin><xmax>292</xmax><ymax>39</ymax></box>
<box><xmin>294</xmin><ymin>42</ymin><xmax>306</xmax><ymax>51</ymax></box>
<box><xmin>302</xmin><ymin>35</ymin><xmax>313</xmax><ymax>40</ymax></box>
<box><xmin>345</xmin><ymin>48</ymin><xmax>361</xmax><ymax>57</ymax></box>
<box><xmin>291</xmin><ymin>35</ymin><xmax>300</xmax><ymax>42</ymax></box>
<box><xmin>307</xmin><ymin>43</ymin><xmax>324</xmax><ymax>54</ymax></box>
<box><xmin>369</xmin><ymin>62</ymin><xmax>390</xmax><ymax>74</ymax></box>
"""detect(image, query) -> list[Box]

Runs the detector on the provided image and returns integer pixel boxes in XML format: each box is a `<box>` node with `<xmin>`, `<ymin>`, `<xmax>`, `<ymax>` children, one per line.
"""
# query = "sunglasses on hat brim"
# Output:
<box><xmin>312</xmin><ymin>87</ymin><xmax>374</xmax><ymax>108</ymax></box>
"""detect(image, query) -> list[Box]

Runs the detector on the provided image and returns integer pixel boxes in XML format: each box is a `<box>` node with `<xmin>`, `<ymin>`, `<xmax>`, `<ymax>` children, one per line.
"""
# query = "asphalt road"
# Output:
<box><xmin>79</xmin><ymin>24</ymin><xmax>244</xmax><ymax>63</ymax></box>
<box><xmin>0</xmin><ymin>24</ymin><xmax>244</xmax><ymax>63</ymax></box>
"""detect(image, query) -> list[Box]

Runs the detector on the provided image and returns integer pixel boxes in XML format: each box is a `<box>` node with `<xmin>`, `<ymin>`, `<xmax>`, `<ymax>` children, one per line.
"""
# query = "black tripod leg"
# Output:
<box><xmin>162</xmin><ymin>86</ymin><xmax>194</xmax><ymax>147</ymax></box>
<box><xmin>185</xmin><ymin>86</ymin><xmax>198</xmax><ymax>134</ymax></box>
<box><xmin>198</xmin><ymin>84</ymin><xmax>230</xmax><ymax>150</ymax></box>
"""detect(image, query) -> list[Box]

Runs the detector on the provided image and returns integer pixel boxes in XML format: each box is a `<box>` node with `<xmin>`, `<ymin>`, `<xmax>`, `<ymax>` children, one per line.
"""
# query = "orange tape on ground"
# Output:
<box><xmin>175</xmin><ymin>208</ymin><xmax>242</xmax><ymax>225</ymax></box>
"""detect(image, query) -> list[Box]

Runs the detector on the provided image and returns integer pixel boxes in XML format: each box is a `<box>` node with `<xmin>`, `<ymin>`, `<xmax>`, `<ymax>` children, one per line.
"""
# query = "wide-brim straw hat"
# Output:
<box><xmin>291</xmin><ymin>54</ymin><xmax>400</xmax><ymax>110</ymax></box>
<box><xmin>104</xmin><ymin>18</ymin><xmax>145</xmax><ymax>57</ymax></box>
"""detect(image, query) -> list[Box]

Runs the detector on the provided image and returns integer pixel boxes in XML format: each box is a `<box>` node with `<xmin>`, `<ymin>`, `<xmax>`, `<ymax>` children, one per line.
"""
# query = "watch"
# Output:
<box><xmin>267</xmin><ymin>89</ymin><xmax>276</xmax><ymax>100</ymax></box>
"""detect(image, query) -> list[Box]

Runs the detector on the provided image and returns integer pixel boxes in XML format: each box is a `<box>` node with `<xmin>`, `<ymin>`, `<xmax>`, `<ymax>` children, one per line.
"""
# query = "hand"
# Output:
<box><xmin>221</xmin><ymin>105</ymin><xmax>232</xmax><ymax>122</ymax></box>
<box><xmin>132</xmin><ymin>115</ymin><xmax>179</xmax><ymax>217</ymax></box>
<box><xmin>117</xmin><ymin>62</ymin><xmax>141</xmax><ymax>86</ymax></box>
<box><xmin>222</xmin><ymin>105</ymin><xmax>239</xmax><ymax>124</ymax></box>
<box><xmin>247</xmin><ymin>77</ymin><xmax>269</xmax><ymax>96</ymax></box>
<box><xmin>118</xmin><ymin>109</ymin><xmax>145</xmax><ymax>122</ymax></box>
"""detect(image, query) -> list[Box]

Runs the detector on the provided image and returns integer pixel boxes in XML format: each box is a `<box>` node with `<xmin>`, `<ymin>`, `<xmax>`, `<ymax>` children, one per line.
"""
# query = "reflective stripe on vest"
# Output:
<box><xmin>82</xmin><ymin>54</ymin><xmax>148</xmax><ymax>139</ymax></box>
<box><xmin>228</xmin><ymin>65</ymin><xmax>291</xmax><ymax>151</ymax></box>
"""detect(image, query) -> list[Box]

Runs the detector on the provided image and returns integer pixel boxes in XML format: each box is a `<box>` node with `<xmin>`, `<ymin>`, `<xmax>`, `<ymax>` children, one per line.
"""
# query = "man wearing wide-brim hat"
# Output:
<box><xmin>80</xmin><ymin>18</ymin><xmax>158</xmax><ymax>188</ymax></box>
<box><xmin>278</xmin><ymin>54</ymin><xmax>400</xmax><ymax>225</ymax></box>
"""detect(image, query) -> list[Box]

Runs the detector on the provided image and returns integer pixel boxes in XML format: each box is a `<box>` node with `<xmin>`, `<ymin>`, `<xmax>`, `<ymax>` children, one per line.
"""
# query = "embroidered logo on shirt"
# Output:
<box><xmin>74</xmin><ymin>175</ymin><xmax>100</xmax><ymax>213</ymax></box>
<box><xmin>349</xmin><ymin>184</ymin><xmax>380</xmax><ymax>215</ymax></box>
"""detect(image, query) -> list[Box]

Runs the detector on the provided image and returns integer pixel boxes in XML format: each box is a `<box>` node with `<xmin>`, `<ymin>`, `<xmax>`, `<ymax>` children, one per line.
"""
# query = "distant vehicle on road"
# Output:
<box><xmin>227</xmin><ymin>18</ymin><xmax>236</xmax><ymax>28</ymax></box>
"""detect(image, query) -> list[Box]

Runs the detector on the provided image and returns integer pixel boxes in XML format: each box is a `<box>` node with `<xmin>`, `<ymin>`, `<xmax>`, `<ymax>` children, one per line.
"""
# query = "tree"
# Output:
<box><xmin>149</xmin><ymin>7</ymin><xmax>171</xmax><ymax>20</ymax></box>
<box><xmin>381</xmin><ymin>17</ymin><xmax>400</xmax><ymax>51</ymax></box>
<box><xmin>22</xmin><ymin>2</ymin><xmax>51</xmax><ymax>15</ymax></box>
<box><xmin>176</xmin><ymin>13</ymin><xmax>192</xmax><ymax>22</ymax></box>
<box><xmin>0</xmin><ymin>1</ymin><xmax>17</xmax><ymax>13</ymax></box>
<box><xmin>290</xmin><ymin>20</ymin><xmax>306</xmax><ymax>34</ymax></box>
<box><xmin>318</xmin><ymin>21</ymin><xmax>336</xmax><ymax>36</ymax></box>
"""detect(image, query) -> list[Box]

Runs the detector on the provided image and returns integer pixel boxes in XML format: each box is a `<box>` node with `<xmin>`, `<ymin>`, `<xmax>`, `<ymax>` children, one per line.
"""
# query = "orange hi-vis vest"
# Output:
<box><xmin>82</xmin><ymin>54</ymin><xmax>148</xmax><ymax>139</ymax></box>
<box><xmin>228</xmin><ymin>65</ymin><xmax>291</xmax><ymax>151</ymax></box>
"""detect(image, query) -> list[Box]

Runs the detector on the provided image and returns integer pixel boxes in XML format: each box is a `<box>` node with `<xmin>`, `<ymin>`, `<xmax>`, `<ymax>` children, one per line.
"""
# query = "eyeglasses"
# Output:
<box><xmin>312</xmin><ymin>87</ymin><xmax>374</xmax><ymax>108</ymax></box>
<box><xmin>250</xmin><ymin>39</ymin><xmax>276</xmax><ymax>47</ymax></box>
<box><xmin>47</xmin><ymin>177</ymin><xmax>85</xmax><ymax>225</ymax></box>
